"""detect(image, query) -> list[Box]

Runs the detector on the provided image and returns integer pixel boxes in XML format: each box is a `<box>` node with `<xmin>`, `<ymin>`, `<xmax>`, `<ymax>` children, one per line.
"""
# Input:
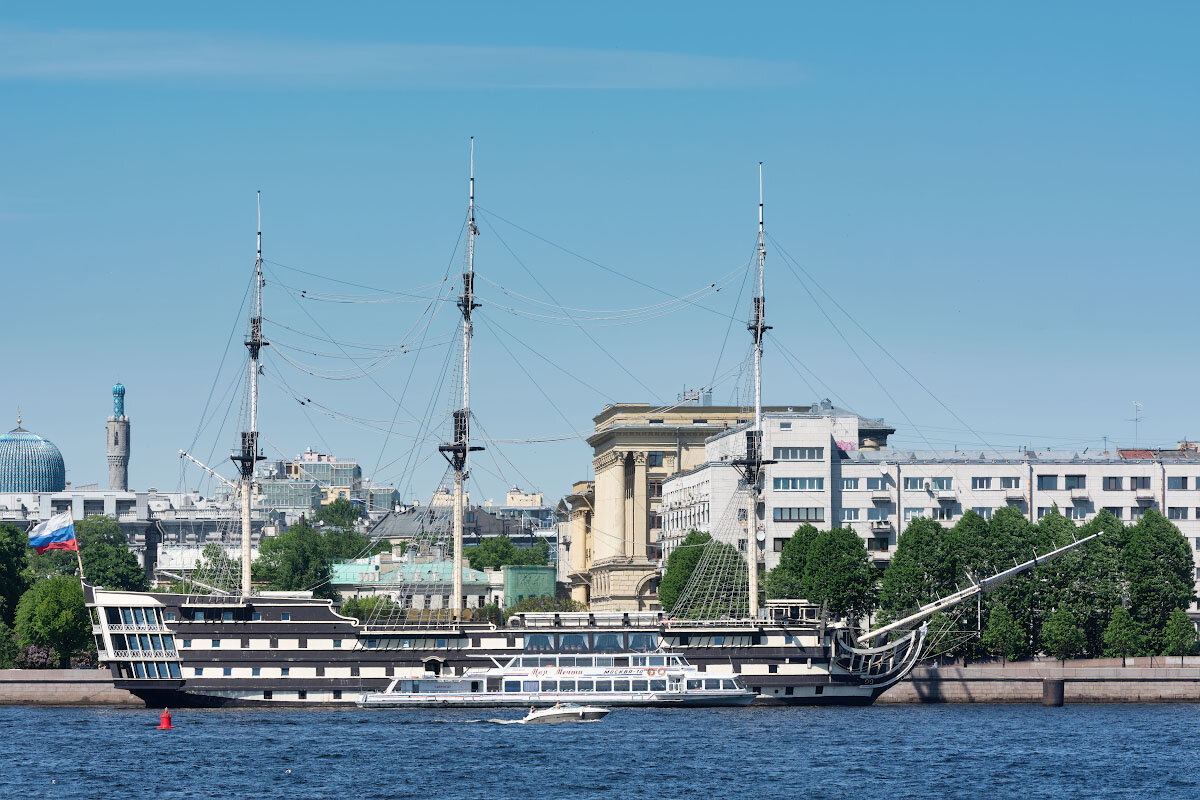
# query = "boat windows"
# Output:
<box><xmin>560</xmin><ymin>633</ymin><xmax>588</xmax><ymax>652</ymax></box>
<box><xmin>575</xmin><ymin>657</ymin><xmax>593</xmax><ymax>667</ymax></box>
<box><xmin>139</xmin><ymin>635</ymin><xmax>151</xmax><ymax>650</ymax></box>
<box><xmin>613</xmin><ymin>680</ymin><xmax>630</xmax><ymax>692</ymax></box>
<box><xmin>535</xmin><ymin>657</ymin><xmax>554</xmax><ymax>667</ymax></box>
<box><xmin>722</xmin><ymin>680</ymin><xmax>738</xmax><ymax>690</ymax></box>
<box><xmin>576</xmin><ymin>680</ymin><xmax>593</xmax><ymax>691</ymax></box>
<box><xmin>333</xmin><ymin>690</ymin><xmax>342</xmax><ymax>700</ymax></box>
<box><xmin>133</xmin><ymin>662</ymin><xmax>145</xmax><ymax>678</ymax></box>
<box><xmin>687</xmin><ymin>679</ymin><xmax>702</xmax><ymax>690</ymax></box>
<box><xmin>705</xmin><ymin>679</ymin><xmax>721</xmax><ymax>690</ymax></box>
<box><xmin>631</xmin><ymin>656</ymin><xmax>645</xmax><ymax>666</ymax></box>
<box><xmin>333</xmin><ymin>639</ymin><xmax>342</xmax><ymax>648</ymax></box>
<box><xmin>593</xmin><ymin>656</ymin><xmax>614</xmax><ymax>667</ymax></box>
<box><xmin>133</xmin><ymin>609</ymin><xmax>146</xmax><ymax>626</ymax></box>
<box><xmin>505</xmin><ymin>680</ymin><xmax>521</xmax><ymax>692</ymax></box>
<box><xmin>559</xmin><ymin>681</ymin><xmax>576</xmax><ymax>692</ymax></box>
<box><xmin>193</xmin><ymin>610</ymin><xmax>205</xmax><ymax>622</ymax></box>
<box><xmin>593</xmin><ymin>633</ymin><xmax>623</xmax><ymax>651</ymax></box>
<box><xmin>559</xmin><ymin>656</ymin><xmax>576</xmax><ymax>667</ymax></box>
<box><xmin>540</xmin><ymin>681</ymin><xmax>557</xmax><ymax>692</ymax></box>
<box><xmin>648</xmin><ymin>656</ymin><xmax>666</xmax><ymax>667</ymax></box>
<box><xmin>522</xmin><ymin>681</ymin><xmax>539</xmax><ymax>692</ymax></box>
<box><xmin>223</xmin><ymin>668</ymin><xmax>232</xmax><ymax>677</ymax></box>
<box><xmin>252</xmin><ymin>668</ymin><xmax>261</xmax><ymax>676</ymax></box>
<box><xmin>150</xmin><ymin>635</ymin><xmax>162</xmax><ymax>650</ymax></box>
<box><xmin>524</xmin><ymin>634</ymin><xmax>554</xmax><ymax>652</ymax></box>
<box><xmin>595</xmin><ymin>680</ymin><xmax>612</xmax><ymax>692</ymax></box>
<box><xmin>281</xmin><ymin>668</ymin><xmax>290</xmax><ymax>677</ymax></box>
<box><xmin>252</xmin><ymin>613</ymin><xmax>262</xmax><ymax>621</ymax></box>
<box><xmin>222</xmin><ymin>611</ymin><xmax>234</xmax><ymax>622</ymax></box>
<box><xmin>167</xmin><ymin>663</ymin><xmax>181</xmax><ymax>679</ymax></box>
<box><xmin>631</xmin><ymin>680</ymin><xmax>648</xmax><ymax>692</ymax></box>
<box><xmin>629</xmin><ymin>633</ymin><xmax>656</xmax><ymax>651</ymax></box>
<box><xmin>650</xmin><ymin>680</ymin><xmax>667</xmax><ymax>692</ymax></box>
<box><xmin>121</xmin><ymin>608</ymin><xmax>134</xmax><ymax>625</ymax></box>
<box><xmin>612</xmin><ymin>657</ymin><xmax>629</xmax><ymax>667</ymax></box>
<box><xmin>436</xmin><ymin>638</ymin><xmax>447</xmax><ymax>648</ymax></box>
<box><xmin>281</xmin><ymin>613</ymin><xmax>291</xmax><ymax>621</ymax></box>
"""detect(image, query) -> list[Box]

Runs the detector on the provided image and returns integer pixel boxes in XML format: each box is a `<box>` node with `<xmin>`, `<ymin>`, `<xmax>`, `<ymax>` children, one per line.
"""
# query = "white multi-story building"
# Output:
<box><xmin>660</xmin><ymin>410</ymin><xmax>1200</xmax><ymax>593</ymax></box>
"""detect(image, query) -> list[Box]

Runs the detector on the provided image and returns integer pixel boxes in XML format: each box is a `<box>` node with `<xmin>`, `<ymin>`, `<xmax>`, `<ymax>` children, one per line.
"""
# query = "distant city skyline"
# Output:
<box><xmin>3</xmin><ymin>3</ymin><xmax>1199</xmax><ymax>502</ymax></box>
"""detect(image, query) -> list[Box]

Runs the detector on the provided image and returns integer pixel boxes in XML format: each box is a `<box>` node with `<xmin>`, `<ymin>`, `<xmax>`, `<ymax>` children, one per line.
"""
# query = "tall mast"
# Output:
<box><xmin>441</xmin><ymin>139</ymin><xmax>482</xmax><ymax>620</ymax></box>
<box><xmin>232</xmin><ymin>190</ymin><xmax>267</xmax><ymax>598</ymax></box>
<box><xmin>744</xmin><ymin>163</ymin><xmax>770</xmax><ymax>619</ymax></box>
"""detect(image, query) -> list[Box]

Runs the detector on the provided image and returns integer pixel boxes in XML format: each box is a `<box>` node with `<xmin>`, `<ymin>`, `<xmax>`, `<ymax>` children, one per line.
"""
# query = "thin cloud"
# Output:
<box><xmin>0</xmin><ymin>26</ymin><xmax>803</xmax><ymax>89</ymax></box>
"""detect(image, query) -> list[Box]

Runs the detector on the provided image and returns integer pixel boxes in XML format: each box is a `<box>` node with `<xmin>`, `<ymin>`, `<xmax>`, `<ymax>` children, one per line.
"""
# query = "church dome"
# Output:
<box><xmin>0</xmin><ymin>423</ymin><xmax>67</xmax><ymax>492</ymax></box>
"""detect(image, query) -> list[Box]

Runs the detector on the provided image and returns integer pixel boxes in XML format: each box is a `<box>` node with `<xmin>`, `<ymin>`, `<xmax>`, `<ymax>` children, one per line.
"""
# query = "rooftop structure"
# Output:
<box><xmin>0</xmin><ymin>417</ymin><xmax>67</xmax><ymax>493</ymax></box>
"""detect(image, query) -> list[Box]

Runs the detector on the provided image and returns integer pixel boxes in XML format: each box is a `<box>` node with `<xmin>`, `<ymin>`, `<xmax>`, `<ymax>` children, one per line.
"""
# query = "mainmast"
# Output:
<box><xmin>231</xmin><ymin>190</ymin><xmax>267</xmax><ymax>598</ymax></box>
<box><xmin>738</xmin><ymin>163</ymin><xmax>771</xmax><ymax>619</ymax></box>
<box><xmin>441</xmin><ymin>139</ymin><xmax>483</xmax><ymax>620</ymax></box>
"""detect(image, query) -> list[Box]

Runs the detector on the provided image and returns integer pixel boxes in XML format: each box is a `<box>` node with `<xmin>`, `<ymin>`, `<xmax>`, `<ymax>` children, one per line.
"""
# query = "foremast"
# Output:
<box><xmin>735</xmin><ymin>164</ymin><xmax>771</xmax><ymax>619</ymax></box>
<box><xmin>231</xmin><ymin>191</ymin><xmax>267</xmax><ymax>598</ymax></box>
<box><xmin>440</xmin><ymin>139</ymin><xmax>483</xmax><ymax>620</ymax></box>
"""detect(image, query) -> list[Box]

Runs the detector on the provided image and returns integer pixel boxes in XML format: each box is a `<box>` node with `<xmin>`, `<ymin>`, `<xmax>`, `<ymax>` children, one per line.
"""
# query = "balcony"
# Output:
<box><xmin>1136</xmin><ymin>488</ymin><xmax>1156</xmax><ymax>502</ymax></box>
<box><xmin>1070</xmin><ymin>488</ymin><xmax>1090</xmax><ymax>501</ymax></box>
<box><xmin>870</xmin><ymin>520</ymin><xmax>893</xmax><ymax>532</ymax></box>
<box><xmin>1004</xmin><ymin>487</ymin><xmax>1025</xmax><ymax>500</ymax></box>
<box><xmin>870</xmin><ymin>490</ymin><xmax>892</xmax><ymax>502</ymax></box>
<box><xmin>935</xmin><ymin>490</ymin><xmax>957</xmax><ymax>502</ymax></box>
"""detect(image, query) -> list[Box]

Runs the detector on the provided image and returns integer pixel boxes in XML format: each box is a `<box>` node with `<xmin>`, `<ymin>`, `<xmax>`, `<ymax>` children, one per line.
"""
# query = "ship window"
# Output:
<box><xmin>523</xmin><ymin>681</ymin><xmax>539</xmax><ymax>692</ymax></box>
<box><xmin>211</xmin><ymin>639</ymin><xmax>220</xmax><ymax>648</ymax></box>
<box><xmin>595</xmin><ymin>680</ymin><xmax>612</xmax><ymax>692</ymax></box>
<box><xmin>133</xmin><ymin>609</ymin><xmax>146</xmax><ymax>625</ymax></box>
<box><xmin>367</xmin><ymin>640</ymin><xmax>378</xmax><ymax>649</ymax></box>
<box><xmin>263</xmin><ymin>691</ymin><xmax>272</xmax><ymax>700</ymax></box>
<box><xmin>281</xmin><ymin>613</ymin><xmax>291</xmax><ymax>621</ymax></box>
<box><xmin>593</xmin><ymin>633</ymin><xmax>623</xmax><ymax>651</ymax></box>
<box><xmin>297</xmin><ymin>691</ymin><xmax>307</xmax><ymax>701</ymax></box>
<box><xmin>121</xmin><ymin>609</ymin><xmax>134</xmax><ymax>625</ymax></box>
<box><xmin>333</xmin><ymin>690</ymin><xmax>342</xmax><ymax>700</ymax></box>
<box><xmin>165</xmin><ymin>612</ymin><xmax>176</xmax><ymax>622</ymax></box>
<box><xmin>613</xmin><ymin>680</ymin><xmax>630</xmax><ymax>692</ymax></box>
<box><xmin>133</xmin><ymin>663</ymin><xmax>146</xmax><ymax>678</ymax></box>
<box><xmin>194</xmin><ymin>667</ymin><xmax>203</xmax><ymax>676</ymax></box>
<box><xmin>712</xmin><ymin>636</ymin><xmax>724</xmax><ymax>645</ymax></box>
<box><xmin>167</xmin><ymin>663</ymin><xmax>181</xmax><ymax>679</ymax></box>
<box><xmin>687</xmin><ymin>680</ymin><xmax>702</xmax><ymax>690</ymax></box>
<box><xmin>223</xmin><ymin>668</ymin><xmax>232</xmax><ymax>676</ymax></box>
<box><xmin>612</xmin><ymin>657</ymin><xmax>629</xmax><ymax>667</ymax></box>
<box><xmin>193</xmin><ymin>611</ymin><xmax>205</xmax><ymax>622</ymax></box>
<box><xmin>631</xmin><ymin>656</ymin><xmax>646</xmax><ymax>666</ymax></box>
<box><xmin>333</xmin><ymin>640</ymin><xmax>342</xmax><ymax>648</ymax></box>
<box><xmin>722</xmin><ymin>680</ymin><xmax>738</xmax><ymax>690</ymax></box>
<box><xmin>524</xmin><ymin>634</ymin><xmax>554</xmax><ymax>652</ymax></box>
<box><xmin>505</xmin><ymin>681</ymin><xmax>521</xmax><ymax>692</ymax></box>
<box><xmin>182</xmin><ymin>639</ymin><xmax>191</xmax><ymax>648</ymax></box>
<box><xmin>252</xmin><ymin>668</ymin><xmax>261</xmax><ymax>676</ymax></box>
<box><xmin>436</xmin><ymin>638</ymin><xmax>447</xmax><ymax>648</ymax></box>
<box><xmin>162</xmin><ymin>635</ymin><xmax>174</xmax><ymax>650</ymax></box>
<box><xmin>281</xmin><ymin>668</ymin><xmax>290</xmax><ymax>677</ymax></box>
<box><xmin>559</xmin><ymin>657</ymin><xmax>575</xmax><ymax>667</ymax></box>
<box><xmin>629</xmin><ymin>633</ymin><xmax>656</xmax><ymax>651</ymax></box>
<box><xmin>815</xmin><ymin>686</ymin><xmax>823</xmax><ymax>695</ymax></box>
<box><xmin>560</xmin><ymin>633</ymin><xmax>588</xmax><ymax>652</ymax></box>
<box><xmin>705</xmin><ymin>679</ymin><xmax>721</xmax><ymax>690</ymax></box>
<box><xmin>594</xmin><ymin>656</ymin><xmax>614</xmax><ymax>667</ymax></box>
<box><xmin>632</xmin><ymin>680</ymin><xmax>648</xmax><ymax>692</ymax></box>
<box><xmin>538</xmin><ymin>657</ymin><xmax>556</xmax><ymax>667</ymax></box>
<box><xmin>252</xmin><ymin>613</ymin><xmax>261</xmax><ymax>621</ymax></box>
<box><xmin>319</xmin><ymin>667</ymin><xmax>327</xmax><ymax>677</ymax></box>
<box><xmin>577</xmin><ymin>680</ymin><xmax>594</xmax><ymax>692</ymax></box>
<box><xmin>575</xmin><ymin>657</ymin><xmax>594</xmax><ymax>667</ymax></box>
<box><xmin>648</xmin><ymin>656</ymin><xmax>665</xmax><ymax>666</ymax></box>
<box><xmin>559</xmin><ymin>681</ymin><xmax>576</xmax><ymax>692</ymax></box>
<box><xmin>150</xmin><ymin>635</ymin><xmax>163</xmax><ymax>650</ymax></box>
<box><xmin>222</xmin><ymin>611</ymin><xmax>234</xmax><ymax>622</ymax></box>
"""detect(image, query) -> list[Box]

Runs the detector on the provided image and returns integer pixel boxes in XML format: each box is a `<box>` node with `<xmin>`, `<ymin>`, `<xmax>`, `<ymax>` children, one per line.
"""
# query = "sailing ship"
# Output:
<box><xmin>85</xmin><ymin>150</ymin><xmax>1099</xmax><ymax>707</ymax></box>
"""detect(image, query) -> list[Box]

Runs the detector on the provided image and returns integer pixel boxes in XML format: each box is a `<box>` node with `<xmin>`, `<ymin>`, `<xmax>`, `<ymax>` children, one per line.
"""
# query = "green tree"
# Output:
<box><xmin>879</xmin><ymin>517</ymin><xmax>950</xmax><ymax>615</ymax></box>
<box><xmin>313</xmin><ymin>498</ymin><xmax>363</xmax><ymax>530</ymax></box>
<box><xmin>507</xmin><ymin>596</ymin><xmax>586</xmax><ymax>615</ymax></box>
<box><xmin>1102</xmin><ymin>606</ymin><xmax>1140</xmax><ymax>665</ymax></box>
<box><xmin>463</xmin><ymin>536</ymin><xmax>549</xmax><ymax>571</ymax></box>
<box><xmin>24</xmin><ymin>515</ymin><xmax>149</xmax><ymax>592</ymax></box>
<box><xmin>0</xmin><ymin>523</ymin><xmax>27</xmax><ymax>627</ymax></box>
<box><xmin>798</xmin><ymin>527</ymin><xmax>878</xmax><ymax>621</ymax></box>
<box><xmin>763</xmin><ymin>524</ymin><xmax>820</xmax><ymax>601</ymax></box>
<box><xmin>254</xmin><ymin>519</ymin><xmax>337</xmax><ymax>599</ymax></box>
<box><xmin>1162</xmin><ymin>608</ymin><xmax>1197</xmax><ymax>664</ymax></box>
<box><xmin>14</xmin><ymin>576</ymin><xmax>90</xmax><ymax>668</ymax></box>
<box><xmin>658</xmin><ymin>531</ymin><xmax>711</xmax><ymax>613</ymax></box>
<box><xmin>1122</xmin><ymin>510</ymin><xmax>1196</xmax><ymax>654</ymax></box>
<box><xmin>981</xmin><ymin>604</ymin><xmax>1025</xmax><ymax>661</ymax></box>
<box><xmin>339</xmin><ymin>595</ymin><xmax>398</xmax><ymax>623</ymax></box>
<box><xmin>0</xmin><ymin>621</ymin><xmax>19</xmax><ymax>669</ymax></box>
<box><xmin>1041</xmin><ymin>608</ymin><xmax>1086</xmax><ymax>662</ymax></box>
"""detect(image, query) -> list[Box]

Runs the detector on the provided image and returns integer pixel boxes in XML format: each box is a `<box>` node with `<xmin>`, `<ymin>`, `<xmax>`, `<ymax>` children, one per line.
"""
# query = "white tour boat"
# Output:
<box><xmin>357</xmin><ymin>651</ymin><xmax>755</xmax><ymax>708</ymax></box>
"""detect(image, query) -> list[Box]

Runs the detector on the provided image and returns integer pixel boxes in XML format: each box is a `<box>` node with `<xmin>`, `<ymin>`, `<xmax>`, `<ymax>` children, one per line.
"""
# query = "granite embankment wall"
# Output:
<box><xmin>878</xmin><ymin>657</ymin><xmax>1200</xmax><ymax>703</ymax></box>
<box><xmin>0</xmin><ymin>670</ymin><xmax>142</xmax><ymax>706</ymax></box>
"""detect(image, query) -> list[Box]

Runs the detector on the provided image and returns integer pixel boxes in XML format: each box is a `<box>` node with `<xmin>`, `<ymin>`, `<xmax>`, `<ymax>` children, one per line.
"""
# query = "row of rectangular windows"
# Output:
<box><xmin>183</xmin><ymin>638</ymin><xmax>342</xmax><ymax>649</ymax></box>
<box><xmin>771</xmin><ymin>505</ymin><xmax>1200</xmax><ymax>524</ymax></box>
<box><xmin>502</xmin><ymin>678</ymin><xmax>739</xmax><ymax>693</ymax></box>
<box><xmin>837</xmin><ymin>476</ymin><xmax>1198</xmax><ymax>492</ymax></box>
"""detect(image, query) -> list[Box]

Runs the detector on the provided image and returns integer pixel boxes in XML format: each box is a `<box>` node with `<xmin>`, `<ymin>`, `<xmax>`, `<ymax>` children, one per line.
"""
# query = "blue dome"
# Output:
<box><xmin>112</xmin><ymin>383</ymin><xmax>125</xmax><ymax>396</ymax></box>
<box><xmin>0</xmin><ymin>426</ymin><xmax>66</xmax><ymax>493</ymax></box>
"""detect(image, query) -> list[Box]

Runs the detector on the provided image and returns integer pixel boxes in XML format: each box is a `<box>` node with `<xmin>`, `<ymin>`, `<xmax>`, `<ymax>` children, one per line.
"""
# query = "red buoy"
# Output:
<box><xmin>157</xmin><ymin>709</ymin><xmax>173</xmax><ymax>730</ymax></box>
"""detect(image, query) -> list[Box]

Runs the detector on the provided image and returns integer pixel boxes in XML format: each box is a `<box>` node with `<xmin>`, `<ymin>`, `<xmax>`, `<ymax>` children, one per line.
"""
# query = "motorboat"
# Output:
<box><xmin>521</xmin><ymin>703</ymin><xmax>609</xmax><ymax>724</ymax></box>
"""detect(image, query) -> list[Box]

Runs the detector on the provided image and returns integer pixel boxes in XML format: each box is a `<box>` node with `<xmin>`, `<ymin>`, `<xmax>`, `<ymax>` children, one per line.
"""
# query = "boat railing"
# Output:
<box><xmin>110</xmin><ymin>649</ymin><xmax>179</xmax><ymax>660</ymax></box>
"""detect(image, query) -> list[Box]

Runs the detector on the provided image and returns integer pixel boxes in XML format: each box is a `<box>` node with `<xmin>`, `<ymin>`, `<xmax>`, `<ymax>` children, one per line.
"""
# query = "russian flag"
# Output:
<box><xmin>28</xmin><ymin>512</ymin><xmax>78</xmax><ymax>554</ymax></box>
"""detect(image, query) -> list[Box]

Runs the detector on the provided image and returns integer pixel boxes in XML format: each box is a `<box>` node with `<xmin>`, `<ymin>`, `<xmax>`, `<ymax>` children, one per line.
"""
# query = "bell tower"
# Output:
<box><xmin>107</xmin><ymin>382</ymin><xmax>130</xmax><ymax>491</ymax></box>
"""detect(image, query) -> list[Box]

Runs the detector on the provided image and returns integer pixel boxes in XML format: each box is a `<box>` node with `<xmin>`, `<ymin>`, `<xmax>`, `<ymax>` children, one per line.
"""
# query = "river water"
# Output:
<box><xmin>3</xmin><ymin>704</ymin><xmax>1195</xmax><ymax>798</ymax></box>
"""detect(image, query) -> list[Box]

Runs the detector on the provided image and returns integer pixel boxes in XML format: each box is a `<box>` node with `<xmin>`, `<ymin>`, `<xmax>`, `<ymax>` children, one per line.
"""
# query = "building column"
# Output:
<box><xmin>632</xmin><ymin>451</ymin><xmax>648</xmax><ymax>562</ymax></box>
<box><xmin>593</xmin><ymin>450</ymin><xmax>626</xmax><ymax>560</ymax></box>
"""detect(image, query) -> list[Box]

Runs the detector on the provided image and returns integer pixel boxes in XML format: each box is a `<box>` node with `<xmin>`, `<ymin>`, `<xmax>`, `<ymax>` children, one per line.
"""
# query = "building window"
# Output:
<box><xmin>842</xmin><ymin>478</ymin><xmax>859</xmax><ymax>490</ymax></box>
<box><xmin>931</xmin><ymin>477</ymin><xmax>953</xmax><ymax>491</ymax></box>
<box><xmin>648</xmin><ymin>480</ymin><xmax>663</xmax><ymax>499</ymax></box>
<box><xmin>932</xmin><ymin>507</ymin><xmax>953</xmax><ymax>521</ymax></box>
<box><xmin>903</xmin><ymin>508</ymin><xmax>925</xmax><ymax>521</ymax></box>
<box><xmin>1104</xmin><ymin>506</ymin><xmax>1123</xmax><ymax>519</ymax></box>
<box><xmin>774</xmin><ymin>538</ymin><xmax>787</xmax><ymax>552</ymax></box>
<box><xmin>773</xmin><ymin>507</ymin><xmax>823</xmax><ymax>522</ymax></box>
<box><xmin>971</xmin><ymin>477</ymin><xmax>991</xmax><ymax>490</ymax></box>
<box><xmin>971</xmin><ymin>507</ymin><xmax>993</xmax><ymax>519</ymax></box>
<box><xmin>1065</xmin><ymin>507</ymin><xmax>1087</xmax><ymax>520</ymax></box>
<box><xmin>647</xmin><ymin>452</ymin><xmax>664</xmax><ymax>468</ymax></box>
<box><xmin>1038</xmin><ymin>507</ymin><xmax>1051</xmax><ymax>519</ymax></box>
<box><xmin>1037</xmin><ymin>475</ymin><xmax>1058</xmax><ymax>491</ymax></box>
<box><xmin>779</xmin><ymin>422</ymin><xmax>792</xmax><ymax>429</ymax></box>
<box><xmin>869</xmin><ymin>538</ymin><xmax>889</xmax><ymax>552</ymax></box>
<box><xmin>841</xmin><ymin>508</ymin><xmax>860</xmax><ymax>522</ymax></box>
<box><xmin>903</xmin><ymin>477</ymin><xmax>924</xmax><ymax>491</ymax></box>
<box><xmin>774</xmin><ymin>477</ymin><xmax>824</xmax><ymax>491</ymax></box>
<box><xmin>866</xmin><ymin>477</ymin><xmax>886</xmax><ymax>491</ymax></box>
<box><xmin>1001</xmin><ymin>477</ymin><xmax>1021</xmax><ymax>489</ymax></box>
<box><xmin>649</xmin><ymin>513</ymin><xmax>663</xmax><ymax>530</ymax></box>
<box><xmin>867</xmin><ymin>507</ymin><xmax>889</xmax><ymax>521</ymax></box>
<box><xmin>773</xmin><ymin>447</ymin><xmax>823</xmax><ymax>461</ymax></box>
<box><xmin>1131</xmin><ymin>477</ymin><xmax>1151</xmax><ymax>490</ymax></box>
<box><xmin>1103</xmin><ymin>477</ymin><xmax>1123</xmax><ymax>491</ymax></box>
<box><xmin>1168</xmin><ymin>476</ymin><xmax>1188</xmax><ymax>490</ymax></box>
<box><xmin>1065</xmin><ymin>475</ymin><xmax>1086</xmax><ymax>490</ymax></box>
<box><xmin>1130</xmin><ymin>507</ymin><xmax>1146</xmax><ymax>520</ymax></box>
<box><xmin>1169</xmin><ymin>507</ymin><xmax>1188</xmax><ymax>520</ymax></box>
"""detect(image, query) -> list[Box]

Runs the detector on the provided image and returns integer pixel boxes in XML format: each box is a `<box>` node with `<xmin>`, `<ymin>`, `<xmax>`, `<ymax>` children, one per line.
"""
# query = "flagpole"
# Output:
<box><xmin>75</xmin><ymin>546</ymin><xmax>86</xmax><ymax>582</ymax></box>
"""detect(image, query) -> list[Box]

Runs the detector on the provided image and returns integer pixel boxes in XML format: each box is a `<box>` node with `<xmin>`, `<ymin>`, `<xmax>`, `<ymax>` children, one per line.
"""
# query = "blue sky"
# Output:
<box><xmin>2</xmin><ymin>3</ymin><xmax>1198</xmax><ymax>502</ymax></box>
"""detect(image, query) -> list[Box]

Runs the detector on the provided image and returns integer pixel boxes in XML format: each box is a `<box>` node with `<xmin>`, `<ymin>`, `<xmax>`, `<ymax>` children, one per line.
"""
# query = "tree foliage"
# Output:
<box><xmin>339</xmin><ymin>595</ymin><xmax>398</xmax><ymax>622</ymax></box>
<box><xmin>254</xmin><ymin>517</ymin><xmax>382</xmax><ymax>600</ymax></box>
<box><xmin>0</xmin><ymin>523</ymin><xmax>27</xmax><ymax>627</ymax></box>
<box><xmin>1041</xmin><ymin>608</ymin><xmax>1086</xmax><ymax>662</ymax></box>
<box><xmin>1162</xmin><ymin>609</ymin><xmax>1197</xmax><ymax>662</ymax></box>
<box><xmin>764</xmin><ymin>525</ymin><xmax>877</xmax><ymax>621</ymax></box>
<box><xmin>463</xmin><ymin>536</ymin><xmax>549</xmax><ymax>572</ymax></box>
<box><xmin>313</xmin><ymin>498</ymin><xmax>363</xmax><ymax>530</ymax></box>
<box><xmin>658</xmin><ymin>531</ymin><xmax>711</xmax><ymax>613</ymax></box>
<box><xmin>14</xmin><ymin>575</ymin><xmax>90</xmax><ymax>668</ymax></box>
<box><xmin>77</xmin><ymin>516</ymin><xmax>147</xmax><ymax>592</ymax></box>
<box><xmin>507</xmin><ymin>596</ymin><xmax>586</xmax><ymax>615</ymax></box>
<box><xmin>1102</xmin><ymin>607</ymin><xmax>1140</xmax><ymax>662</ymax></box>
<box><xmin>980</xmin><ymin>604</ymin><xmax>1025</xmax><ymax>661</ymax></box>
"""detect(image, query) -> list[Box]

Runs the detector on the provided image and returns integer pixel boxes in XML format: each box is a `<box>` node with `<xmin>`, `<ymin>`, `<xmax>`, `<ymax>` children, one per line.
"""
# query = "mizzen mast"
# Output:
<box><xmin>440</xmin><ymin>139</ymin><xmax>483</xmax><ymax>620</ymax></box>
<box><xmin>231</xmin><ymin>190</ymin><xmax>267</xmax><ymax>598</ymax></box>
